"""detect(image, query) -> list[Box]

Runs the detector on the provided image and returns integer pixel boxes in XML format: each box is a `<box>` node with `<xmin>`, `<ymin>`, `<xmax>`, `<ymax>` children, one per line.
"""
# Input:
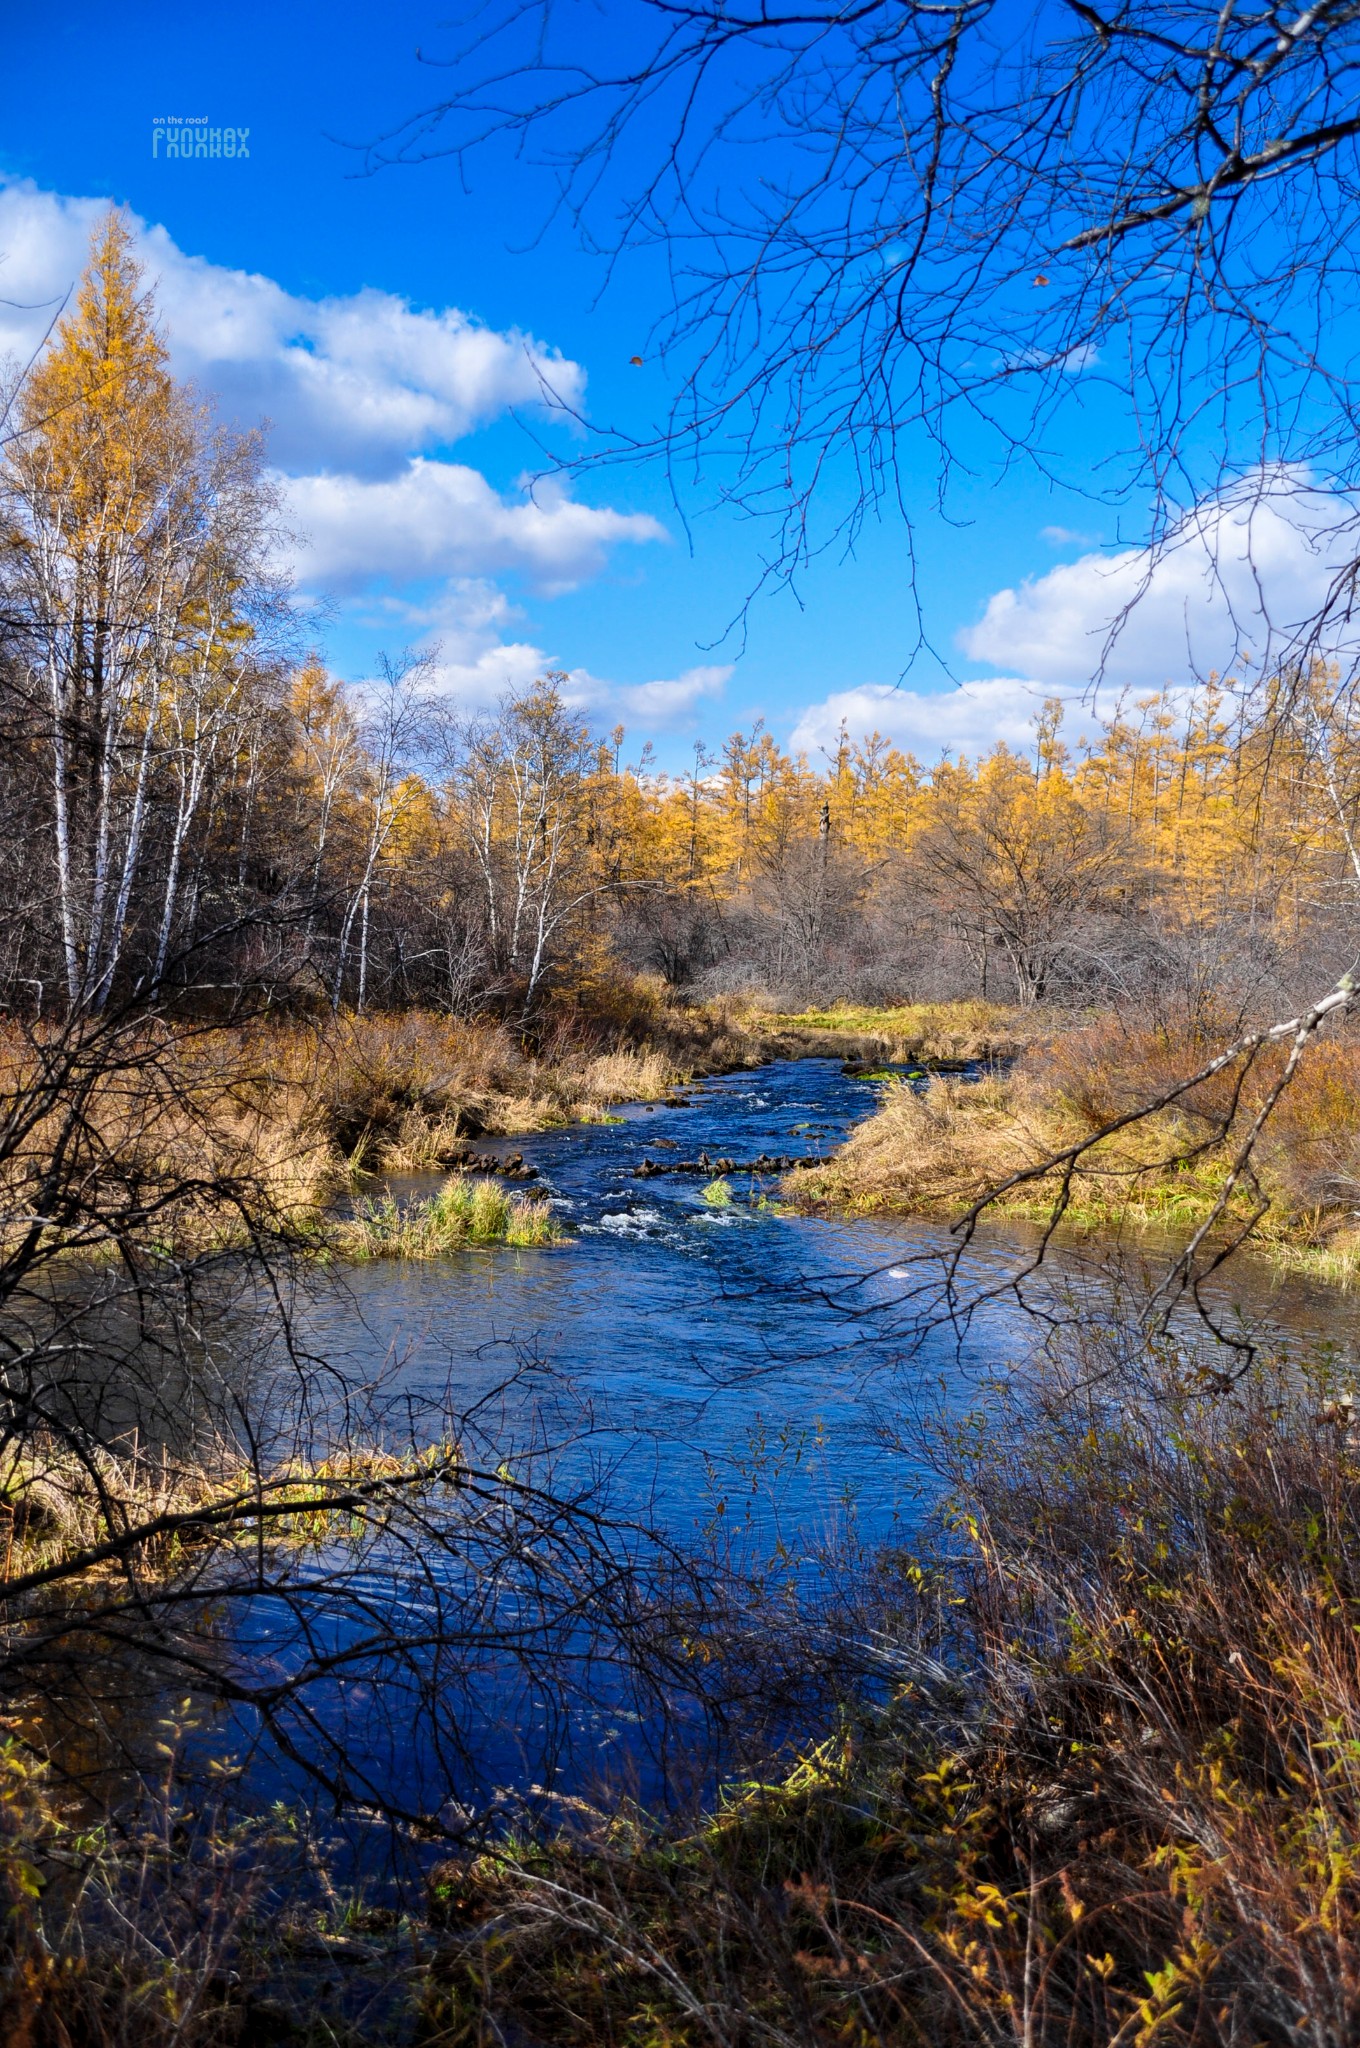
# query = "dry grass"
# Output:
<box><xmin>0</xmin><ymin>1015</ymin><xmax>341</xmax><ymax>1263</ymax></box>
<box><xmin>0</xmin><ymin>1430</ymin><xmax>460</xmax><ymax>1584</ymax></box>
<box><xmin>575</xmin><ymin>1046</ymin><xmax>676</xmax><ymax>1110</ymax></box>
<box><xmin>0</xmin><ymin>1436</ymin><xmax>232</xmax><ymax>1580</ymax></box>
<box><xmin>0</xmin><ymin>1001</ymin><xmax>696</xmax><ymax>1264</ymax></box>
<box><xmin>788</xmin><ymin>1017</ymin><xmax>1360</xmax><ymax>1281</ymax></box>
<box><xmin>236</xmin><ymin>1006</ymin><xmax>705</xmax><ymax>1178</ymax></box>
<box><xmin>0</xmin><ymin>993</ymin><xmax>1055</xmax><ymax>1269</ymax></box>
<box><xmin>788</xmin><ymin>1070</ymin><xmax>1058</xmax><ymax>1215</ymax></box>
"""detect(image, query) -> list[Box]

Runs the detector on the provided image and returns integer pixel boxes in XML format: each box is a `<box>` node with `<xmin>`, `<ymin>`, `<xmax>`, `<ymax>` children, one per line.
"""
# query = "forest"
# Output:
<box><xmin>6</xmin><ymin>218</ymin><xmax>1353</xmax><ymax>1037</ymax></box>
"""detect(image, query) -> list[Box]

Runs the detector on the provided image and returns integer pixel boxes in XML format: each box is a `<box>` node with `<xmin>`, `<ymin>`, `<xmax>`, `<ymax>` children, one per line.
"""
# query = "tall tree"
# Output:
<box><xmin>0</xmin><ymin>211</ymin><xmax>283</xmax><ymax>1012</ymax></box>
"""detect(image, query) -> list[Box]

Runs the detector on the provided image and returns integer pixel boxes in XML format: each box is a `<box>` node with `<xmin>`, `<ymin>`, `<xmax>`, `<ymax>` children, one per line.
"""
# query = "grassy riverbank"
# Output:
<box><xmin>787</xmin><ymin>1015</ymin><xmax>1360</xmax><ymax>1284</ymax></box>
<box><xmin>0</xmin><ymin>989</ymin><xmax>1008</xmax><ymax>1266</ymax></box>
<box><xmin>12</xmin><ymin>992</ymin><xmax>1357</xmax><ymax>1277</ymax></box>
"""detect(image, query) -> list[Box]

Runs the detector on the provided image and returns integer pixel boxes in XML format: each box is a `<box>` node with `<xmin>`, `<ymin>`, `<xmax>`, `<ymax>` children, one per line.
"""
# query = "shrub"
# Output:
<box><xmin>424</xmin><ymin>1331</ymin><xmax>1360</xmax><ymax>2046</ymax></box>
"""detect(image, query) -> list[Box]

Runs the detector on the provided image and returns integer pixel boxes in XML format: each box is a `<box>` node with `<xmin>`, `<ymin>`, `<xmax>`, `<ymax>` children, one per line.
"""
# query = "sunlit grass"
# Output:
<box><xmin>787</xmin><ymin>1019</ymin><xmax>1360</xmax><ymax>1287</ymax></box>
<box><xmin>761</xmin><ymin>997</ymin><xmax>1039</xmax><ymax>1059</ymax></box>
<box><xmin>339</xmin><ymin>1174</ymin><xmax>565</xmax><ymax>1259</ymax></box>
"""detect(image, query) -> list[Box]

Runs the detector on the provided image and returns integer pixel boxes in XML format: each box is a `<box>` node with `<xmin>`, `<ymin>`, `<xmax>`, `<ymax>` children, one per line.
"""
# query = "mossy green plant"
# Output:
<box><xmin>701</xmin><ymin>1177</ymin><xmax>733</xmax><ymax>1207</ymax></box>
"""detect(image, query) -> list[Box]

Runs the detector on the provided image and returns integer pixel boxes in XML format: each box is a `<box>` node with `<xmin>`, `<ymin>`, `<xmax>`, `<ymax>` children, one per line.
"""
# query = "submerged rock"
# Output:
<box><xmin>631</xmin><ymin>1153</ymin><xmax>822</xmax><ymax>1178</ymax></box>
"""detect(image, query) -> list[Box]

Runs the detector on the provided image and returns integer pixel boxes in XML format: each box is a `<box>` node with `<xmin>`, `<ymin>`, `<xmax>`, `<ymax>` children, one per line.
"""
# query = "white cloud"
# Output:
<box><xmin>426</xmin><ymin>650</ymin><xmax>730</xmax><ymax>730</ymax></box>
<box><xmin>0</xmin><ymin>181</ymin><xmax>583</xmax><ymax>476</ymax></box>
<box><xmin>963</xmin><ymin>476</ymin><xmax>1360</xmax><ymax>686</ymax></box>
<box><xmin>576</xmin><ymin>663</ymin><xmax>731</xmax><ymax>724</ymax></box>
<box><xmin>427</xmin><ymin>640</ymin><xmax>553</xmax><ymax>703</ymax></box>
<box><xmin>363</xmin><ymin>580</ymin><xmax>729</xmax><ymax>729</ymax></box>
<box><xmin>788</xmin><ymin>679</ymin><xmax>1094</xmax><ymax>762</ymax></box>
<box><xmin>286</xmin><ymin>462</ymin><xmax>664</xmax><ymax>593</ymax></box>
<box><xmin>1002</xmin><ymin>343</ymin><xmax>1099</xmax><ymax>375</ymax></box>
<box><xmin>1040</xmin><ymin>524</ymin><xmax>1101</xmax><ymax>549</ymax></box>
<box><xmin>0</xmin><ymin>180</ymin><xmax>694</xmax><ymax>706</ymax></box>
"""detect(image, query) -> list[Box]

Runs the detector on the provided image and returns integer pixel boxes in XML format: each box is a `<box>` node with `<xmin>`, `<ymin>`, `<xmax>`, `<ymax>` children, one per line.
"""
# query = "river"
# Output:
<box><xmin>215</xmin><ymin>1055</ymin><xmax>1360</xmax><ymax>1841</ymax></box>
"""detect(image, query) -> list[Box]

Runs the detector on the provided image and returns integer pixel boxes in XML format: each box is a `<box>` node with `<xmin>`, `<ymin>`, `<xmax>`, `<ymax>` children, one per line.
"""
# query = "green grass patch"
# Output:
<box><xmin>701</xmin><ymin>1177</ymin><xmax>733</xmax><ymax>1206</ymax></box>
<box><xmin>762</xmin><ymin>997</ymin><xmax>1037</xmax><ymax>1063</ymax></box>
<box><xmin>765</xmin><ymin>998</ymin><xmax>1015</xmax><ymax>1037</ymax></box>
<box><xmin>339</xmin><ymin>1174</ymin><xmax>564</xmax><ymax>1258</ymax></box>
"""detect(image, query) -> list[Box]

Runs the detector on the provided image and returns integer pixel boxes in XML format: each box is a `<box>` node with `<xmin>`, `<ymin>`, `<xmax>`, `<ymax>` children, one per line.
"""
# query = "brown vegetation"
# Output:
<box><xmin>789</xmin><ymin>1016</ymin><xmax>1360</xmax><ymax>1280</ymax></box>
<box><xmin>419</xmin><ymin>1334</ymin><xmax>1360</xmax><ymax>2047</ymax></box>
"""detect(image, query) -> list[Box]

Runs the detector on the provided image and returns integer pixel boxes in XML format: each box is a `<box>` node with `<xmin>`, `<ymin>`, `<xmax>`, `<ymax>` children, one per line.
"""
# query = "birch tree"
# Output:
<box><xmin>330</xmin><ymin>651</ymin><xmax>434</xmax><ymax>1012</ymax></box>
<box><xmin>449</xmin><ymin>680</ymin><xmax>610</xmax><ymax>1011</ymax></box>
<box><xmin>0</xmin><ymin>211</ymin><xmax>282</xmax><ymax>1011</ymax></box>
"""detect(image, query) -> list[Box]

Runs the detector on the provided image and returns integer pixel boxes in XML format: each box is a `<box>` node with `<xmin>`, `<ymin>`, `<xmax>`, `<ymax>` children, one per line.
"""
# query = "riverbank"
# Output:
<box><xmin>760</xmin><ymin>996</ymin><xmax>1039</xmax><ymax>1063</ymax></box>
<box><xmin>0</xmin><ymin>1001</ymin><xmax>678</xmax><ymax>1267</ymax></box>
<box><xmin>414</xmin><ymin>1335</ymin><xmax>1360</xmax><ymax>2047</ymax></box>
<box><xmin>785</xmin><ymin>1014</ymin><xmax>1360</xmax><ymax>1284</ymax></box>
<box><xmin>0</xmin><ymin>993</ymin><xmax>1015</xmax><ymax>1263</ymax></box>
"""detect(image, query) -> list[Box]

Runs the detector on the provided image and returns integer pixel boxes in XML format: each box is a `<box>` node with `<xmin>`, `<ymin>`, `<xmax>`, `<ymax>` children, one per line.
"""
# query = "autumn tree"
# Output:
<box><xmin>918</xmin><ymin>740</ymin><xmax>1125</xmax><ymax>1008</ymax></box>
<box><xmin>444</xmin><ymin>679</ymin><xmax>627</xmax><ymax>1010</ymax></box>
<box><xmin>0</xmin><ymin>211</ymin><xmax>286</xmax><ymax>1014</ymax></box>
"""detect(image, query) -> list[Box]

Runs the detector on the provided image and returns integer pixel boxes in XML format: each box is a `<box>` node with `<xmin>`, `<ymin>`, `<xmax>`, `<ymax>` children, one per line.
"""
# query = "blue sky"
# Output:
<box><xmin>2</xmin><ymin>0</ymin><xmax>1344</xmax><ymax>766</ymax></box>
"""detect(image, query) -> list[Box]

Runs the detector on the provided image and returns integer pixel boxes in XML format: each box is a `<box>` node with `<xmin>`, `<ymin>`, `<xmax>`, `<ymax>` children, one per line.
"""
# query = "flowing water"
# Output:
<box><xmin>308</xmin><ymin>1059</ymin><xmax>1029</xmax><ymax>1541</ymax></box>
<box><xmin>226</xmin><ymin>1057</ymin><xmax>1360</xmax><ymax>1833</ymax></box>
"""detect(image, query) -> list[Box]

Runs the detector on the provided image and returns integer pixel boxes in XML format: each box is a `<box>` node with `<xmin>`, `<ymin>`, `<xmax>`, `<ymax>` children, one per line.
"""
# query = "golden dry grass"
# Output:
<box><xmin>0</xmin><ymin>1428</ymin><xmax>462</xmax><ymax>1583</ymax></box>
<box><xmin>787</xmin><ymin>1018</ymin><xmax>1360</xmax><ymax>1280</ymax></box>
<box><xmin>787</xmin><ymin>1069</ymin><xmax>1067</xmax><ymax>1214</ymax></box>
<box><xmin>758</xmin><ymin>997</ymin><xmax>1044</xmax><ymax>1061</ymax></box>
<box><xmin>0</xmin><ymin>1005</ymin><xmax>693</xmax><ymax>1262</ymax></box>
<box><xmin>258</xmin><ymin>1009</ymin><xmax>693</xmax><ymax>1171</ymax></box>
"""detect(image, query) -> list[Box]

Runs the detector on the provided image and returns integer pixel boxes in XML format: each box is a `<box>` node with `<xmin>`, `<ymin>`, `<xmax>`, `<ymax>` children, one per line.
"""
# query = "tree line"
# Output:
<box><xmin>3</xmin><ymin>212</ymin><xmax>1357</xmax><ymax>1033</ymax></box>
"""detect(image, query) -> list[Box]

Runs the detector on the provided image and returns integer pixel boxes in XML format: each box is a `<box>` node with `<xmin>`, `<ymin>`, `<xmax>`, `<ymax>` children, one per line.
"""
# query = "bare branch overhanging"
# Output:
<box><xmin>366</xmin><ymin>2</ymin><xmax>1360</xmax><ymax>675</ymax></box>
